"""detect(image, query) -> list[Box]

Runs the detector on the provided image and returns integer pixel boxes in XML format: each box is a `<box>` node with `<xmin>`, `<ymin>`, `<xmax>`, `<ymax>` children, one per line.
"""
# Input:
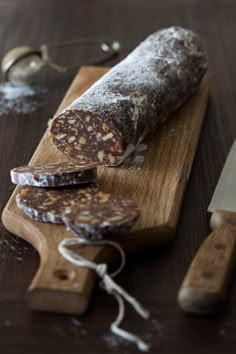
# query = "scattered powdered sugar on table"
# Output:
<box><xmin>219</xmin><ymin>328</ymin><xmax>226</xmax><ymax>336</ymax></box>
<box><xmin>101</xmin><ymin>317</ymin><xmax>162</xmax><ymax>351</ymax></box>
<box><xmin>70</xmin><ymin>317</ymin><xmax>87</xmax><ymax>336</ymax></box>
<box><xmin>102</xmin><ymin>332</ymin><xmax>130</xmax><ymax>351</ymax></box>
<box><xmin>0</xmin><ymin>235</ymin><xmax>35</xmax><ymax>261</ymax></box>
<box><xmin>4</xmin><ymin>320</ymin><xmax>11</xmax><ymax>327</ymax></box>
<box><xmin>0</xmin><ymin>82</ymin><xmax>46</xmax><ymax>116</ymax></box>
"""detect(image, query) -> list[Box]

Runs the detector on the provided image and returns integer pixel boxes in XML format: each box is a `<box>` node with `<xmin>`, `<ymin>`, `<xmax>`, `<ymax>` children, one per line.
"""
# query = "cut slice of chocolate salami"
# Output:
<box><xmin>49</xmin><ymin>26</ymin><xmax>208</xmax><ymax>166</ymax></box>
<box><xmin>11</xmin><ymin>160</ymin><xmax>97</xmax><ymax>187</ymax></box>
<box><xmin>62</xmin><ymin>191</ymin><xmax>140</xmax><ymax>240</ymax></box>
<box><xmin>16</xmin><ymin>185</ymin><xmax>99</xmax><ymax>223</ymax></box>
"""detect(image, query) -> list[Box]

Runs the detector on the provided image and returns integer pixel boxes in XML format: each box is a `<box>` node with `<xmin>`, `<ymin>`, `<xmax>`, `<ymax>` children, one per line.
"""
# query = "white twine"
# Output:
<box><xmin>58</xmin><ymin>237</ymin><xmax>150</xmax><ymax>351</ymax></box>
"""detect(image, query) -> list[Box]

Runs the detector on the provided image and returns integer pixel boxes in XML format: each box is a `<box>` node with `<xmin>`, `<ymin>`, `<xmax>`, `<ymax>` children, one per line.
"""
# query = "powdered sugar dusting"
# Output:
<box><xmin>0</xmin><ymin>82</ymin><xmax>46</xmax><ymax>116</ymax></box>
<box><xmin>69</xmin><ymin>26</ymin><xmax>207</xmax><ymax>117</ymax></box>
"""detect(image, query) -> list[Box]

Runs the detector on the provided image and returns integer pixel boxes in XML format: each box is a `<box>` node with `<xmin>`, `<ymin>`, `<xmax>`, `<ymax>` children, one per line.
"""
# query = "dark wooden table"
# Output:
<box><xmin>0</xmin><ymin>0</ymin><xmax>235</xmax><ymax>353</ymax></box>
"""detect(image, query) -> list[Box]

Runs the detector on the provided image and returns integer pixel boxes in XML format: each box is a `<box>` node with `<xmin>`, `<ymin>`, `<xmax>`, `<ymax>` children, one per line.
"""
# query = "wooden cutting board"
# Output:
<box><xmin>2</xmin><ymin>66</ymin><xmax>209</xmax><ymax>315</ymax></box>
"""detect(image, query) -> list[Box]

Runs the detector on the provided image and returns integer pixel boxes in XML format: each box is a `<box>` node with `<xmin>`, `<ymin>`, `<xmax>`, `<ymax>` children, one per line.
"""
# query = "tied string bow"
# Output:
<box><xmin>59</xmin><ymin>237</ymin><xmax>150</xmax><ymax>352</ymax></box>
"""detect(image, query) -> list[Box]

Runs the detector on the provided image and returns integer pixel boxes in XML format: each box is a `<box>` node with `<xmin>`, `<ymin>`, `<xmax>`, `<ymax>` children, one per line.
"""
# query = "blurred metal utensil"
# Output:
<box><xmin>1</xmin><ymin>38</ymin><xmax>121</xmax><ymax>83</ymax></box>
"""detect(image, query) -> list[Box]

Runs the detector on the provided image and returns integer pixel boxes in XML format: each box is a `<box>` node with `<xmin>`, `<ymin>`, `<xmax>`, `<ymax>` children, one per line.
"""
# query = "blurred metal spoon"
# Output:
<box><xmin>1</xmin><ymin>38</ymin><xmax>121</xmax><ymax>83</ymax></box>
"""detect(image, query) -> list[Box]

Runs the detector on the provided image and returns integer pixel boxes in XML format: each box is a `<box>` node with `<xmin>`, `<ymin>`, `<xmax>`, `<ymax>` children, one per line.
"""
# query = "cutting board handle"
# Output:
<box><xmin>178</xmin><ymin>209</ymin><xmax>236</xmax><ymax>314</ymax></box>
<box><xmin>26</xmin><ymin>226</ymin><xmax>173</xmax><ymax>314</ymax></box>
<box><xmin>1</xmin><ymin>210</ymin><xmax>106</xmax><ymax>315</ymax></box>
<box><xmin>27</xmin><ymin>233</ymin><xmax>97</xmax><ymax>315</ymax></box>
<box><xmin>2</xmin><ymin>206</ymin><xmax>174</xmax><ymax>315</ymax></box>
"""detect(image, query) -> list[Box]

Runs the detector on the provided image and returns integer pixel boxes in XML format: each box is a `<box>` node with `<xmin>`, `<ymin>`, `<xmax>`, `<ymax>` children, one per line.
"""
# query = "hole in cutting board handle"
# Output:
<box><xmin>54</xmin><ymin>269</ymin><xmax>75</xmax><ymax>281</ymax></box>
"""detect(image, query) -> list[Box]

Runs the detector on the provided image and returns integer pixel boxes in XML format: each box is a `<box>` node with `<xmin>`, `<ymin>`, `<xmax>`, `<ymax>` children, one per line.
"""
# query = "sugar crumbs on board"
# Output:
<box><xmin>0</xmin><ymin>82</ymin><xmax>46</xmax><ymax>116</ymax></box>
<box><xmin>121</xmin><ymin>144</ymin><xmax>148</xmax><ymax>169</ymax></box>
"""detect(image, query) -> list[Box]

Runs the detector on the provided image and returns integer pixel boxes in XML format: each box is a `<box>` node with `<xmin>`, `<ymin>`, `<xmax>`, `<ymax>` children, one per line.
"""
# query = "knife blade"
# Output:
<box><xmin>178</xmin><ymin>141</ymin><xmax>236</xmax><ymax>314</ymax></box>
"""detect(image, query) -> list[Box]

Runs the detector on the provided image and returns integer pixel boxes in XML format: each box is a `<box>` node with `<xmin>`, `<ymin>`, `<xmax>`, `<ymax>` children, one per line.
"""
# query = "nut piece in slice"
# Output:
<box><xmin>62</xmin><ymin>191</ymin><xmax>140</xmax><ymax>240</ymax></box>
<box><xmin>16</xmin><ymin>185</ymin><xmax>99</xmax><ymax>223</ymax></box>
<box><xmin>11</xmin><ymin>160</ymin><xmax>97</xmax><ymax>187</ymax></box>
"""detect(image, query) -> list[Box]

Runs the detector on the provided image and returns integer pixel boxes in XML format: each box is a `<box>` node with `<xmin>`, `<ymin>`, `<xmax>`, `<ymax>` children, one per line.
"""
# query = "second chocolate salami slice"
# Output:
<box><xmin>49</xmin><ymin>26</ymin><xmax>208</xmax><ymax>166</ymax></box>
<box><xmin>62</xmin><ymin>191</ymin><xmax>140</xmax><ymax>240</ymax></box>
<box><xmin>16</xmin><ymin>185</ymin><xmax>99</xmax><ymax>223</ymax></box>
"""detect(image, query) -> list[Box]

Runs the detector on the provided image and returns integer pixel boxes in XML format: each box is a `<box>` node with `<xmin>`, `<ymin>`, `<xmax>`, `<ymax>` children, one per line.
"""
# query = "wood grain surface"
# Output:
<box><xmin>1</xmin><ymin>65</ymin><xmax>208</xmax><ymax>315</ymax></box>
<box><xmin>0</xmin><ymin>1</ymin><xmax>236</xmax><ymax>354</ymax></box>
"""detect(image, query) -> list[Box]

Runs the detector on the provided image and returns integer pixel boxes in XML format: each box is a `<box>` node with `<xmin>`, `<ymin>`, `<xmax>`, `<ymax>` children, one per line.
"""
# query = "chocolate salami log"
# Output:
<box><xmin>50</xmin><ymin>26</ymin><xmax>208</xmax><ymax>166</ymax></box>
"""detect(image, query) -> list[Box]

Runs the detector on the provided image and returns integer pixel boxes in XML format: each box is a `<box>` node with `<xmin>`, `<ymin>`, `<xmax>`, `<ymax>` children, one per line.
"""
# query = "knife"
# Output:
<box><xmin>178</xmin><ymin>140</ymin><xmax>236</xmax><ymax>314</ymax></box>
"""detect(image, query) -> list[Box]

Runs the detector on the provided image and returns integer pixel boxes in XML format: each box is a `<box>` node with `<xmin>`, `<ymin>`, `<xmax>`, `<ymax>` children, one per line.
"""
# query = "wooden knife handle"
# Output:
<box><xmin>178</xmin><ymin>210</ymin><xmax>236</xmax><ymax>314</ymax></box>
